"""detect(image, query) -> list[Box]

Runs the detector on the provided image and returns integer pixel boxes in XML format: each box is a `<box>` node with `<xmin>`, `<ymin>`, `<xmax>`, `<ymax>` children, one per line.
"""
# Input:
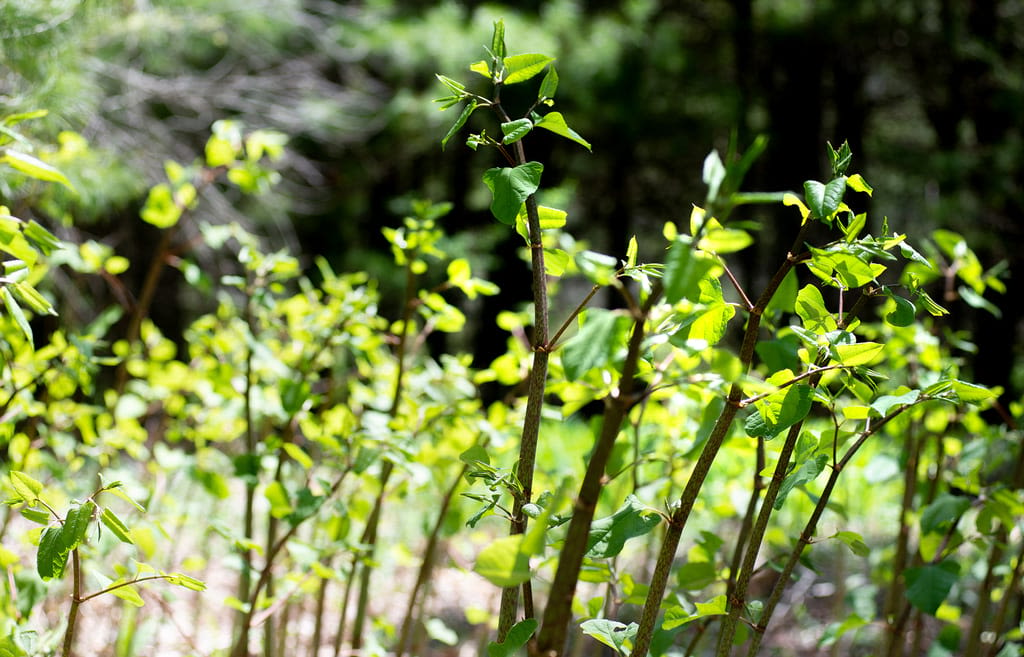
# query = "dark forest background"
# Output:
<box><xmin>3</xmin><ymin>0</ymin><xmax>1022</xmax><ymax>404</ymax></box>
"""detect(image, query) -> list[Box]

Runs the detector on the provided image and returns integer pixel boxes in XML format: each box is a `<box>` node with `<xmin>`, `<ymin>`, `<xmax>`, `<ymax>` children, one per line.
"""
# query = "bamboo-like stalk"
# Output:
<box><xmin>535</xmin><ymin>294</ymin><xmax>655</xmax><ymax>656</ymax></box>
<box><xmin>630</xmin><ymin>227</ymin><xmax>811</xmax><ymax>657</ymax></box>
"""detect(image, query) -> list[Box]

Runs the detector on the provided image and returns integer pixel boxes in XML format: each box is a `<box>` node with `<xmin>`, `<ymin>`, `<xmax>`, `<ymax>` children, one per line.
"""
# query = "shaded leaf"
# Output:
<box><xmin>580</xmin><ymin>619</ymin><xmax>637</xmax><ymax>655</ymax></box>
<box><xmin>561</xmin><ymin>310</ymin><xmax>631</xmax><ymax>381</ymax></box>
<box><xmin>487</xmin><ymin>619</ymin><xmax>537</xmax><ymax>657</ymax></box>
<box><xmin>775</xmin><ymin>453</ymin><xmax>828</xmax><ymax>509</ymax></box>
<box><xmin>585</xmin><ymin>495</ymin><xmax>663</xmax><ymax>559</ymax></box>
<box><xmin>441</xmin><ymin>100</ymin><xmax>478</xmax><ymax>150</ymax></box>
<box><xmin>501</xmin><ymin>118</ymin><xmax>533</xmax><ymax>144</ymax></box>
<box><xmin>904</xmin><ymin>561</ymin><xmax>959</xmax><ymax>615</ymax></box>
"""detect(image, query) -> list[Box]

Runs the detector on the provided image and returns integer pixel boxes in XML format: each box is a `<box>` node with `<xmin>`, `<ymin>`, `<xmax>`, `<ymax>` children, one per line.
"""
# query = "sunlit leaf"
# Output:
<box><xmin>562</xmin><ymin>309</ymin><xmax>631</xmax><ymax>380</ymax></box>
<box><xmin>502</xmin><ymin>54</ymin><xmax>554</xmax><ymax>84</ymax></box>
<box><xmin>534</xmin><ymin>112</ymin><xmax>591</xmax><ymax>151</ymax></box>
<box><xmin>1</xmin><ymin>150</ymin><xmax>72</xmax><ymax>188</ymax></box>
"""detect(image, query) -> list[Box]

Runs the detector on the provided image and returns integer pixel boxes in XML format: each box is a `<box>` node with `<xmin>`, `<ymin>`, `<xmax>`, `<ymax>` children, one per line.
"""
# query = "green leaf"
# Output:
<box><xmin>662</xmin><ymin>594</ymin><xmax>728</xmax><ymax>629</ymax></box>
<box><xmin>580</xmin><ymin>619</ymin><xmax>637</xmax><ymax>655</ymax></box>
<box><xmin>502</xmin><ymin>54</ymin><xmax>554</xmax><ymax>85</ymax></box>
<box><xmin>23</xmin><ymin>220</ymin><xmax>62</xmax><ymax>255</ymax></box>
<box><xmin>871</xmin><ymin>390</ymin><xmax>920</xmax><ymax>416</ymax></box>
<box><xmin>63</xmin><ymin>502</ymin><xmax>95</xmax><ymax>551</ymax></box>
<box><xmin>474</xmin><ymin>534</ymin><xmax>533</xmax><ymax>587</ymax></box>
<box><xmin>441</xmin><ymin>100</ymin><xmax>478</xmax><ymax>150</ymax></box>
<box><xmin>37</xmin><ymin>526</ymin><xmax>69</xmax><ymax>580</ymax></box>
<box><xmin>846</xmin><ymin>174</ymin><xmax>873</xmax><ymax>195</ymax></box>
<box><xmin>745</xmin><ymin>383</ymin><xmax>814</xmax><ymax>439</ymax></box>
<box><xmin>482</xmin><ymin>162</ymin><xmax>543</xmax><ymax>225</ymax></box>
<box><xmin>282</xmin><ymin>442</ymin><xmax>314</xmax><ymax>469</ymax></box>
<box><xmin>10</xmin><ymin>471</ymin><xmax>43</xmax><ymax>505</ymax></box>
<box><xmin>1</xmin><ymin>287</ymin><xmax>32</xmax><ymax>342</ymax></box>
<box><xmin>803</xmin><ymin>177</ymin><xmax>847</xmax><ymax>219</ymax></box>
<box><xmin>774</xmin><ymin>453</ymin><xmax>828</xmax><ymax>509</ymax></box>
<box><xmin>0</xmin><ymin>634</ymin><xmax>27</xmax><ymax>657</ymax></box>
<box><xmin>920</xmin><ymin>494</ymin><xmax>970</xmax><ymax>535</ymax></box>
<box><xmin>948</xmin><ymin>379</ymin><xmax>997</xmax><ymax>403</ymax></box>
<box><xmin>107</xmin><ymin>579</ymin><xmax>145</xmax><ymax>607</ymax></box>
<box><xmin>11</xmin><ymin>282</ymin><xmax>55</xmax><ymax>316</ymax></box>
<box><xmin>561</xmin><ymin>310</ymin><xmax>631</xmax><ymax>381</ymax></box>
<box><xmin>663</xmin><ymin>236</ymin><xmax>717</xmax><ymax>304</ymax></box>
<box><xmin>675</xmin><ymin>560</ymin><xmax>717</xmax><ymax>590</ymax></box>
<box><xmin>469</xmin><ymin>60</ymin><xmax>491</xmax><ymax>77</ymax></box>
<box><xmin>501</xmin><ymin>118</ymin><xmax>533</xmax><ymax>145</ymax></box>
<box><xmin>795</xmin><ymin>284</ymin><xmax>835</xmax><ymax>332</ymax></box>
<box><xmin>833</xmin><ymin>342</ymin><xmax>884</xmax><ymax>367</ymax></box>
<box><xmin>165</xmin><ymin>572</ymin><xmax>207</xmax><ymax>592</ymax></box>
<box><xmin>1</xmin><ymin>150</ymin><xmax>72</xmax><ymax>188</ymax></box>
<box><xmin>702</xmin><ymin>150</ymin><xmax>726</xmax><ymax>203</ymax></box>
<box><xmin>885</xmin><ymin>295</ymin><xmax>916</xmax><ymax>327</ymax></box>
<box><xmin>20</xmin><ymin>508</ymin><xmax>50</xmax><ymax>524</ymax></box>
<box><xmin>827</xmin><ymin>141</ymin><xmax>852</xmax><ymax>176</ymax></box>
<box><xmin>100</xmin><ymin>507</ymin><xmax>134</xmax><ymax>544</ymax></box>
<box><xmin>534</xmin><ymin>112</ymin><xmax>591</xmax><ymax>151</ymax></box>
<box><xmin>904</xmin><ymin>561</ymin><xmax>959</xmax><ymax>615</ymax></box>
<box><xmin>487</xmin><ymin>619</ymin><xmax>537</xmax><ymax>657</ymax></box>
<box><xmin>574</xmin><ymin>250</ymin><xmax>618</xmax><ymax>286</ymax></box>
<box><xmin>264</xmin><ymin>481</ymin><xmax>292</xmax><ymax>519</ymax></box>
<box><xmin>832</xmin><ymin>530</ymin><xmax>870</xmax><ymax>557</ymax></box>
<box><xmin>585</xmin><ymin>495</ymin><xmax>663</xmax><ymax>559</ymax></box>
<box><xmin>698</xmin><ymin>227</ymin><xmax>752</xmax><ymax>254</ymax></box>
<box><xmin>140</xmin><ymin>183</ymin><xmax>182</xmax><ymax>229</ymax></box>
<box><xmin>491</xmin><ymin>20</ymin><xmax>506</xmax><ymax>60</ymax></box>
<box><xmin>538</xmin><ymin>66</ymin><xmax>559</xmax><ymax>99</ymax></box>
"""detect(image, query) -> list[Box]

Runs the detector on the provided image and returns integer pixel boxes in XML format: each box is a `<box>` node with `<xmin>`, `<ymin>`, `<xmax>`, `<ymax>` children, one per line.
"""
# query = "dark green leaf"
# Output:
<box><xmin>775</xmin><ymin>453</ymin><xmax>828</xmax><ymax>509</ymax></box>
<box><xmin>920</xmin><ymin>494</ymin><xmax>970</xmax><ymax>535</ymax></box>
<box><xmin>482</xmin><ymin>162</ymin><xmax>543</xmax><ymax>225</ymax></box>
<box><xmin>538</xmin><ymin>66</ymin><xmax>559</xmax><ymax>99</ymax></box>
<box><xmin>663</xmin><ymin>237</ymin><xmax>717</xmax><ymax>304</ymax></box>
<box><xmin>904</xmin><ymin>561</ymin><xmax>959</xmax><ymax>615</ymax></box>
<box><xmin>487</xmin><ymin>619</ymin><xmax>537</xmax><ymax>657</ymax></box>
<box><xmin>562</xmin><ymin>310</ymin><xmax>631</xmax><ymax>381</ymax></box>
<box><xmin>675</xmin><ymin>560</ymin><xmax>716</xmax><ymax>590</ymax></box>
<box><xmin>441</xmin><ymin>100</ymin><xmax>478</xmax><ymax>150</ymax></box>
<box><xmin>62</xmin><ymin>502</ymin><xmax>95</xmax><ymax>551</ymax></box>
<box><xmin>885</xmin><ymin>295</ymin><xmax>916</xmax><ymax>327</ymax></box>
<box><xmin>795</xmin><ymin>284</ymin><xmax>834</xmax><ymax>332</ymax></box>
<box><xmin>585</xmin><ymin>495</ymin><xmax>663</xmax><ymax>558</ymax></box>
<box><xmin>501</xmin><ymin>118</ymin><xmax>533</xmax><ymax>145</ymax></box>
<box><xmin>827</xmin><ymin>141</ymin><xmax>852</xmax><ymax>176</ymax></box>
<box><xmin>37</xmin><ymin>526</ymin><xmax>69</xmax><ymax>580</ymax></box>
<box><xmin>803</xmin><ymin>177</ymin><xmax>847</xmax><ymax>219</ymax></box>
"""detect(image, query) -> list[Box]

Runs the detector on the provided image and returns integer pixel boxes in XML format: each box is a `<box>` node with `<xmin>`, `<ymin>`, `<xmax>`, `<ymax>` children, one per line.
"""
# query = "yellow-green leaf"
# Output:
<box><xmin>833</xmin><ymin>342</ymin><xmax>884</xmax><ymax>366</ymax></box>
<box><xmin>1</xmin><ymin>150</ymin><xmax>73</xmax><ymax>188</ymax></box>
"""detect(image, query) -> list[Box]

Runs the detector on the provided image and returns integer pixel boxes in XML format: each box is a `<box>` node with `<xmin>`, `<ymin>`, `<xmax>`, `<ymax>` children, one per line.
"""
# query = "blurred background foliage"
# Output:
<box><xmin>2</xmin><ymin>0</ymin><xmax>1022</xmax><ymax>400</ymax></box>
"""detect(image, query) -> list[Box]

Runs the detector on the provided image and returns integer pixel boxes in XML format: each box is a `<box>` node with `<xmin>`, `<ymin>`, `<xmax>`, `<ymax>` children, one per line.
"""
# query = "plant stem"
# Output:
<box><xmin>745</xmin><ymin>405</ymin><xmax>913</xmax><ymax>655</ymax></box>
<box><xmin>352</xmin><ymin>254</ymin><xmax>417</xmax><ymax>650</ymax></box>
<box><xmin>61</xmin><ymin>549</ymin><xmax>83</xmax><ymax>657</ymax></box>
<box><xmin>396</xmin><ymin>460</ymin><xmax>471</xmax><ymax>657</ymax></box>
<box><xmin>631</xmin><ymin>232</ymin><xmax>810</xmax><ymax>657</ymax></box>
<box><xmin>234</xmin><ymin>271</ymin><xmax>259</xmax><ymax>657</ymax></box>
<box><xmin>497</xmin><ymin>125</ymin><xmax>550</xmax><ymax>641</ymax></box>
<box><xmin>535</xmin><ymin>296</ymin><xmax>653</xmax><ymax>656</ymax></box>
